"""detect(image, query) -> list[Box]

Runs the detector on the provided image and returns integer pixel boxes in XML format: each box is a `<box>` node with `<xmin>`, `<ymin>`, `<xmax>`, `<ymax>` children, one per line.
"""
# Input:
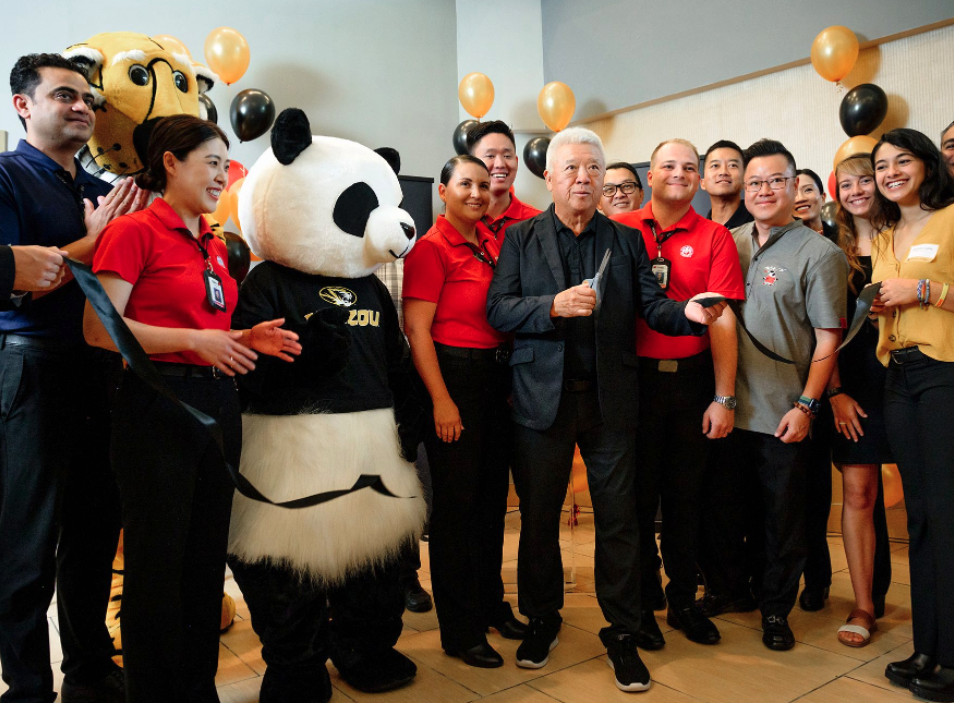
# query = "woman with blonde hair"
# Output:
<box><xmin>824</xmin><ymin>153</ymin><xmax>893</xmax><ymax>648</ymax></box>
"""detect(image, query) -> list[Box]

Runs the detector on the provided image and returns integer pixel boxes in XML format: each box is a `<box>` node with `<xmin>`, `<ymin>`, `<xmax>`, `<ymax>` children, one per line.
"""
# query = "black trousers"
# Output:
<box><xmin>635</xmin><ymin>354</ymin><xmax>713</xmax><ymax>609</ymax></box>
<box><xmin>884</xmin><ymin>350</ymin><xmax>954</xmax><ymax>666</ymax></box>
<box><xmin>398</xmin><ymin>443</ymin><xmax>431</xmax><ymax>585</ymax></box>
<box><xmin>0</xmin><ymin>342</ymin><xmax>121</xmax><ymax>703</ymax></box>
<box><xmin>228</xmin><ymin>553</ymin><xmax>405</xmax><ymax>678</ymax></box>
<box><xmin>111</xmin><ymin>370</ymin><xmax>240</xmax><ymax>703</ymax></box>
<box><xmin>513</xmin><ymin>388</ymin><xmax>640</xmax><ymax>636</ymax></box>
<box><xmin>802</xmin><ymin>413</ymin><xmax>833</xmax><ymax>591</ymax></box>
<box><xmin>423</xmin><ymin>349</ymin><xmax>513</xmax><ymax>651</ymax></box>
<box><xmin>702</xmin><ymin>429</ymin><xmax>808</xmax><ymax>618</ymax></box>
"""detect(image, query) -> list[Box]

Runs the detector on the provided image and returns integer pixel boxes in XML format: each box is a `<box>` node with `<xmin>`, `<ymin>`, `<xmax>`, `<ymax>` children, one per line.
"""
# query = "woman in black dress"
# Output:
<box><xmin>826</xmin><ymin>154</ymin><xmax>894</xmax><ymax>647</ymax></box>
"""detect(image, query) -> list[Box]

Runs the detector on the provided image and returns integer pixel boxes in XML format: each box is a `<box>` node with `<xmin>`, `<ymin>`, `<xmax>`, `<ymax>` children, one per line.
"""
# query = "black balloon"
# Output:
<box><xmin>523</xmin><ymin>136</ymin><xmax>550</xmax><ymax>179</ymax></box>
<box><xmin>452</xmin><ymin>119</ymin><xmax>479</xmax><ymax>155</ymax></box>
<box><xmin>230</xmin><ymin>89</ymin><xmax>277</xmax><ymax>142</ymax></box>
<box><xmin>198</xmin><ymin>94</ymin><xmax>218</xmax><ymax>125</ymax></box>
<box><xmin>223</xmin><ymin>231</ymin><xmax>251</xmax><ymax>284</ymax></box>
<box><xmin>839</xmin><ymin>83</ymin><xmax>888</xmax><ymax>137</ymax></box>
<box><xmin>821</xmin><ymin>201</ymin><xmax>838</xmax><ymax>231</ymax></box>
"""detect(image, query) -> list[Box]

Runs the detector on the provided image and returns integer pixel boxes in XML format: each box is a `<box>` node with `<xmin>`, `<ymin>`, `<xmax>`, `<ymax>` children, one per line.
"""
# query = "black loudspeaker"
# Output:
<box><xmin>398</xmin><ymin>175</ymin><xmax>435</xmax><ymax>240</ymax></box>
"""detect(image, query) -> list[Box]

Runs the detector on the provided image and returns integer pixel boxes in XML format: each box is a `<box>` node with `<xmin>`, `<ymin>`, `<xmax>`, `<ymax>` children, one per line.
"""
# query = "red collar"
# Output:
<box><xmin>434</xmin><ymin>214</ymin><xmax>495</xmax><ymax>248</ymax></box>
<box><xmin>148</xmin><ymin>198</ymin><xmax>215</xmax><ymax>241</ymax></box>
<box><xmin>638</xmin><ymin>201</ymin><xmax>701</xmax><ymax>234</ymax></box>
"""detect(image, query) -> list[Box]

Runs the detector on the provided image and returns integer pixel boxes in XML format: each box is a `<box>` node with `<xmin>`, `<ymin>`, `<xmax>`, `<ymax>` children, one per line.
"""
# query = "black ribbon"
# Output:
<box><xmin>694</xmin><ymin>281</ymin><xmax>882</xmax><ymax>365</ymax></box>
<box><xmin>66</xmin><ymin>257</ymin><xmax>407</xmax><ymax>509</ymax></box>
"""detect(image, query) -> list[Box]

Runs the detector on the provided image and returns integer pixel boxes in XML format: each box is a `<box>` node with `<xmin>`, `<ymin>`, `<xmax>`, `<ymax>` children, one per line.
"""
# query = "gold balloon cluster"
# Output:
<box><xmin>457</xmin><ymin>73</ymin><xmax>577</xmax><ymax>133</ymax></box>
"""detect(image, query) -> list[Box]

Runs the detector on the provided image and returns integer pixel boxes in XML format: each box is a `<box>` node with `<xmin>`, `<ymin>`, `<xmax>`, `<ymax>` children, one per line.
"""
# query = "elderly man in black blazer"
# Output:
<box><xmin>487</xmin><ymin>127</ymin><xmax>726</xmax><ymax>693</ymax></box>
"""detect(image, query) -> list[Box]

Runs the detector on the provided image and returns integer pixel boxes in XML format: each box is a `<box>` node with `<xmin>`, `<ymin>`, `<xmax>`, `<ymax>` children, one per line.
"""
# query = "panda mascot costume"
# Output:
<box><xmin>226</xmin><ymin>108</ymin><xmax>426</xmax><ymax>703</ymax></box>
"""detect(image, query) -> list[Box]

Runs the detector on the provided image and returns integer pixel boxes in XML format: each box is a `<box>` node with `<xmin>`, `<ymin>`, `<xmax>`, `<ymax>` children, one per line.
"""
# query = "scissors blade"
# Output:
<box><xmin>596</xmin><ymin>248</ymin><xmax>612</xmax><ymax>280</ymax></box>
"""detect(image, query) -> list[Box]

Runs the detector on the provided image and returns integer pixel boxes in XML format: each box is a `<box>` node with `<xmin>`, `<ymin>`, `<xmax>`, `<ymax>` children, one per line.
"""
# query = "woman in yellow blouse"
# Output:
<box><xmin>870</xmin><ymin>128</ymin><xmax>954</xmax><ymax>701</ymax></box>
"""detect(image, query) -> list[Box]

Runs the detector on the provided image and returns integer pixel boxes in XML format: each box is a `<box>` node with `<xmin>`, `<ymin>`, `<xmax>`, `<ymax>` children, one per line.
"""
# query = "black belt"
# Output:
<box><xmin>639</xmin><ymin>351</ymin><xmax>711</xmax><ymax>374</ymax></box>
<box><xmin>434</xmin><ymin>342</ymin><xmax>510</xmax><ymax>364</ymax></box>
<box><xmin>0</xmin><ymin>333</ymin><xmax>86</xmax><ymax>354</ymax></box>
<box><xmin>563</xmin><ymin>379</ymin><xmax>595</xmax><ymax>392</ymax></box>
<box><xmin>151</xmin><ymin>360</ymin><xmax>229</xmax><ymax>379</ymax></box>
<box><xmin>889</xmin><ymin>346</ymin><xmax>924</xmax><ymax>364</ymax></box>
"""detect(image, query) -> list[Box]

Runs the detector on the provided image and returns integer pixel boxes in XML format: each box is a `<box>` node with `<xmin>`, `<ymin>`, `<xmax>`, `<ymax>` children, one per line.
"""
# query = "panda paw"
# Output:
<box><xmin>301</xmin><ymin>307</ymin><xmax>352</xmax><ymax>375</ymax></box>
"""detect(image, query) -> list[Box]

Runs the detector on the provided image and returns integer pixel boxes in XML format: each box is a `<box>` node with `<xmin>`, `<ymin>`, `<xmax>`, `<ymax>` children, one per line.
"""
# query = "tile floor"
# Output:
<box><xmin>6</xmin><ymin>508</ymin><xmax>919</xmax><ymax>703</ymax></box>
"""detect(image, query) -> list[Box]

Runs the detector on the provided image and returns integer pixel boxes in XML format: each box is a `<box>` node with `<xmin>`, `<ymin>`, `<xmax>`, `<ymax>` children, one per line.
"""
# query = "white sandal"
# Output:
<box><xmin>837</xmin><ymin>608</ymin><xmax>876</xmax><ymax>648</ymax></box>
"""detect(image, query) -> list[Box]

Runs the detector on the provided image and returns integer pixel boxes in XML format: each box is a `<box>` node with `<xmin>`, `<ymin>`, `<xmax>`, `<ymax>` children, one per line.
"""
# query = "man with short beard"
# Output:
<box><xmin>0</xmin><ymin>53</ymin><xmax>144</xmax><ymax>703</ymax></box>
<box><xmin>701</xmin><ymin>140</ymin><xmax>753</xmax><ymax>229</ymax></box>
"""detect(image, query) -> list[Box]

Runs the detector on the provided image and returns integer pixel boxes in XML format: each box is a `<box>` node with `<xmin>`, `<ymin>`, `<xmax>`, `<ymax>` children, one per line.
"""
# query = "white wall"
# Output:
<box><xmin>455</xmin><ymin>0</ymin><xmax>551</xmax><ymax>211</ymax></box>
<box><xmin>585</xmin><ymin>23</ymin><xmax>954</xmax><ymax>195</ymax></box>
<box><xmin>0</xmin><ymin>0</ymin><xmax>459</xmax><ymax>212</ymax></box>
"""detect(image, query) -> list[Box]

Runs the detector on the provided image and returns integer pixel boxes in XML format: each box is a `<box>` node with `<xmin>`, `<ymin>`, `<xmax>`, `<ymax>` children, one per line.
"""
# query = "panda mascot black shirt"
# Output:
<box><xmin>234</xmin><ymin>261</ymin><xmax>405</xmax><ymax>416</ymax></box>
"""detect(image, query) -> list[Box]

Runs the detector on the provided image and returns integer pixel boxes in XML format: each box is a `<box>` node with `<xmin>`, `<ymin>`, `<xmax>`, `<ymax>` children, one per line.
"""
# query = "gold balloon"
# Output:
<box><xmin>811</xmin><ymin>25</ymin><xmax>859</xmax><ymax>83</ymax></box>
<box><xmin>458</xmin><ymin>72</ymin><xmax>494</xmax><ymax>119</ymax></box>
<box><xmin>152</xmin><ymin>34</ymin><xmax>191</xmax><ymax>58</ymax></box>
<box><xmin>882</xmin><ymin>464</ymin><xmax>904</xmax><ymax>508</ymax></box>
<box><xmin>204</xmin><ymin>27</ymin><xmax>250</xmax><ymax>86</ymax></box>
<box><xmin>537</xmin><ymin>81</ymin><xmax>576</xmax><ymax>133</ymax></box>
<box><xmin>212</xmin><ymin>188</ymin><xmax>232</xmax><ymax>228</ymax></box>
<box><xmin>230</xmin><ymin>178</ymin><xmax>246</xmax><ymax>233</ymax></box>
<box><xmin>833</xmin><ymin>135</ymin><xmax>878</xmax><ymax>172</ymax></box>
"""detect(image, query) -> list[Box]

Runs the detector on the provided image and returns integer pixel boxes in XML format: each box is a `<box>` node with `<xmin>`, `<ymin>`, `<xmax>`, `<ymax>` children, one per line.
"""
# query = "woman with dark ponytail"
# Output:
<box><xmin>83</xmin><ymin>115</ymin><xmax>300</xmax><ymax>703</ymax></box>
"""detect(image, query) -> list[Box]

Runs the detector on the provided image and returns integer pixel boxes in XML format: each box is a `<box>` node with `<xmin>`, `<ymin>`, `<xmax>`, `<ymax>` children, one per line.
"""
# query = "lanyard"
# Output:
<box><xmin>483</xmin><ymin>215</ymin><xmax>511</xmax><ymax>237</ymax></box>
<box><xmin>464</xmin><ymin>240</ymin><xmax>497</xmax><ymax>269</ymax></box>
<box><xmin>177</xmin><ymin>227</ymin><xmax>216</xmax><ymax>273</ymax></box>
<box><xmin>646</xmin><ymin>220</ymin><xmax>677</xmax><ymax>259</ymax></box>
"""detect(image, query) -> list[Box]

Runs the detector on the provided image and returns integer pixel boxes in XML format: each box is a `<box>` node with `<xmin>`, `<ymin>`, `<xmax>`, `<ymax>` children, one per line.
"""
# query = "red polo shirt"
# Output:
<box><xmin>403</xmin><ymin>215</ymin><xmax>506</xmax><ymax>349</ymax></box>
<box><xmin>94</xmin><ymin>198</ymin><xmax>239</xmax><ymax>365</ymax></box>
<box><xmin>614</xmin><ymin>203</ymin><xmax>745</xmax><ymax>359</ymax></box>
<box><xmin>482</xmin><ymin>189</ymin><xmax>541</xmax><ymax>240</ymax></box>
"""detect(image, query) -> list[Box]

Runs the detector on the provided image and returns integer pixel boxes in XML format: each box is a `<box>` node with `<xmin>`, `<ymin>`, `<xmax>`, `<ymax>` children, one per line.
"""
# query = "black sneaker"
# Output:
<box><xmin>605</xmin><ymin>633</ymin><xmax>652</xmax><ymax>692</ymax></box>
<box><xmin>695</xmin><ymin>589</ymin><xmax>758</xmax><ymax>618</ymax></box>
<box><xmin>515</xmin><ymin>616</ymin><xmax>561</xmax><ymax>669</ymax></box>
<box><xmin>762</xmin><ymin>614</ymin><xmax>795</xmax><ymax>651</ymax></box>
<box><xmin>61</xmin><ymin>668</ymin><xmax>125</xmax><ymax>703</ymax></box>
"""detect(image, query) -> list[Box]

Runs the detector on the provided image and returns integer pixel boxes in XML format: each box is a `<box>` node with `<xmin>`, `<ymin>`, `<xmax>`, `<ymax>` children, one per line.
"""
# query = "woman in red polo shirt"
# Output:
<box><xmin>404</xmin><ymin>155</ymin><xmax>523</xmax><ymax>668</ymax></box>
<box><xmin>84</xmin><ymin>115</ymin><xmax>299</xmax><ymax>703</ymax></box>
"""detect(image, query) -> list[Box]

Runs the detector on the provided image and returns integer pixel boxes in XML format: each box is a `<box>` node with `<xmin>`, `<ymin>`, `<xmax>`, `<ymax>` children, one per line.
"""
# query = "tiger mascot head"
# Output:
<box><xmin>63</xmin><ymin>32</ymin><xmax>218</xmax><ymax>183</ymax></box>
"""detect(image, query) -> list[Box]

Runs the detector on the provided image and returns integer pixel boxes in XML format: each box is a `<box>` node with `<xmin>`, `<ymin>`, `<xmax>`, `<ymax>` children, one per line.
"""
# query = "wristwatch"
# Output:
<box><xmin>797</xmin><ymin>395</ymin><xmax>822</xmax><ymax>415</ymax></box>
<box><xmin>713</xmin><ymin>395</ymin><xmax>737</xmax><ymax>410</ymax></box>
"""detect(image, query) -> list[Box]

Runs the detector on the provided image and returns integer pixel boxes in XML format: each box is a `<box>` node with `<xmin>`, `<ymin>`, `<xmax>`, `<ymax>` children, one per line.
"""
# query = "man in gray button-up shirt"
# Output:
<box><xmin>700</xmin><ymin>139</ymin><xmax>847</xmax><ymax>652</ymax></box>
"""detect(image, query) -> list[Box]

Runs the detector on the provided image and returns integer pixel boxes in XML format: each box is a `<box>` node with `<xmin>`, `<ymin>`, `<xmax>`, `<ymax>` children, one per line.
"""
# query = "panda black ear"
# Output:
<box><xmin>272</xmin><ymin>108</ymin><xmax>312</xmax><ymax>165</ymax></box>
<box><xmin>375</xmin><ymin>147</ymin><xmax>401</xmax><ymax>175</ymax></box>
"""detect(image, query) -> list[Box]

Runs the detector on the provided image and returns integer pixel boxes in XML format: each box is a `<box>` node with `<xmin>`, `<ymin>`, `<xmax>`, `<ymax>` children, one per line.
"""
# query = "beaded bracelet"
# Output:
<box><xmin>917</xmin><ymin>279</ymin><xmax>926</xmax><ymax>305</ymax></box>
<box><xmin>792</xmin><ymin>401</ymin><xmax>816</xmax><ymax>419</ymax></box>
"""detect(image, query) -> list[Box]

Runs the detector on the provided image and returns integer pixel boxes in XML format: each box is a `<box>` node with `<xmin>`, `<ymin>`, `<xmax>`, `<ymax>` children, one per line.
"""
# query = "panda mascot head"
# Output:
<box><xmin>238</xmin><ymin>108</ymin><xmax>415</xmax><ymax>278</ymax></box>
<box><xmin>227</xmin><ymin>108</ymin><xmax>426</xmax><ymax>585</ymax></box>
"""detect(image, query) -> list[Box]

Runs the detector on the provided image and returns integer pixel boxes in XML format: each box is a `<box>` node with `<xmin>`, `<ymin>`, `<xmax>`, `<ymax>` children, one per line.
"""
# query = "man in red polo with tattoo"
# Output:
<box><xmin>612</xmin><ymin>138</ymin><xmax>745</xmax><ymax>651</ymax></box>
<box><xmin>469</xmin><ymin>121</ymin><xmax>540</xmax><ymax>239</ymax></box>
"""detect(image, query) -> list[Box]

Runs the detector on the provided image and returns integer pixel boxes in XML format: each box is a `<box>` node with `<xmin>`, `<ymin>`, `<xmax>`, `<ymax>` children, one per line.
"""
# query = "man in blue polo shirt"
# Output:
<box><xmin>0</xmin><ymin>53</ymin><xmax>144</xmax><ymax>703</ymax></box>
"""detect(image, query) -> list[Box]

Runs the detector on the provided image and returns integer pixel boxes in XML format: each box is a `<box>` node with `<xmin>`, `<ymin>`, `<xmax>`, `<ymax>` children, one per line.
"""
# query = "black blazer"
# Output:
<box><xmin>486</xmin><ymin>208</ymin><xmax>703</xmax><ymax>432</ymax></box>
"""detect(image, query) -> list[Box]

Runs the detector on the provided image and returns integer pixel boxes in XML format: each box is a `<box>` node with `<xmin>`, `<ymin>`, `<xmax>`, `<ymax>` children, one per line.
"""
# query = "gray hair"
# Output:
<box><xmin>546</xmin><ymin>127</ymin><xmax>606</xmax><ymax>173</ymax></box>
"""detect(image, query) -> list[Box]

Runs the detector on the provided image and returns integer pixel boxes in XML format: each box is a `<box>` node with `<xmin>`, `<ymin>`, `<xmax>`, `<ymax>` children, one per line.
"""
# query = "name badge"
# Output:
<box><xmin>204</xmin><ymin>269</ymin><xmax>227</xmax><ymax>312</ymax></box>
<box><xmin>907</xmin><ymin>243</ymin><xmax>939</xmax><ymax>262</ymax></box>
<box><xmin>651</xmin><ymin>256</ymin><xmax>671</xmax><ymax>290</ymax></box>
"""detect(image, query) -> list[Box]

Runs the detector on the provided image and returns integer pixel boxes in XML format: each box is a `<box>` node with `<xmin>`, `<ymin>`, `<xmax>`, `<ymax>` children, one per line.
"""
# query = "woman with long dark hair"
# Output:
<box><xmin>825</xmin><ymin>154</ymin><xmax>893</xmax><ymax>647</ymax></box>
<box><xmin>84</xmin><ymin>115</ymin><xmax>299</xmax><ymax>703</ymax></box>
<box><xmin>403</xmin><ymin>155</ymin><xmax>524</xmax><ymax>668</ymax></box>
<box><xmin>869</xmin><ymin>128</ymin><xmax>954</xmax><ymax>700</ymax></box>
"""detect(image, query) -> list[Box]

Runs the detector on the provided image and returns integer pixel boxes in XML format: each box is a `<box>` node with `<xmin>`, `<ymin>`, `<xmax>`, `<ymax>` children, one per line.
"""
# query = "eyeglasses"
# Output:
<box><xmin>602</xmin><ymin>181</ymin><xmax>641</xmax><ymax>197</ymax></box>
<box><xmin>743</xmin><ymin>176</ymin><xmax>795</xmax><ymax>193</ymax></box>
